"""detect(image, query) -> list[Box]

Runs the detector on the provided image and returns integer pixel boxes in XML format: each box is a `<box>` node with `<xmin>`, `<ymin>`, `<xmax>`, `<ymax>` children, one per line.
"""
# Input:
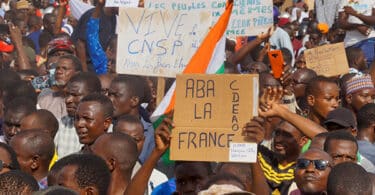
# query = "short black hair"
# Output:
<box><xmin>112</xmin><ymin>75</ymin><xmax>145</xmax><ymax>103</ymax></box>
<box><xmin>3</xmin><ymin>80</ymin><xmax>37</xmax><ymax>106</ymax></box>
<box><xmin>94</xmin><ymin>132</ymin><xmax>138</xmax><ymax>178</ymax></box>
<box><xmin>357</xmin><ymin>103</ymin><xmax>375</xmax><ymax>131</ymax></box>
<box><xmin>346</xmin><ymin>47</ymin><xmax>363</xmax><ymax>67</ymax></box>
<box><xmin>58</xmin><ymin>55</ymin><xmax>83</xmax><ymax>72</ymax></box>
<box><xmin>323</xmin><ymin>130</ymin><xmax>358</xmax><ymax>152</ymax></box>
<box><xmin>202</xmin><ymin>173</ymin><xmax>246</xmax><ymax>191</ymax></box>
<box><xmin>51</xmin><ymin>154</ymin><xmax>110</xmax><ymax>195</ymax></box>
<box><xmin>11</xmin><ymin>130</ymin><xmax>55</xmax><ymax>168</ymax></box>
<box><xmin>175</xmin><ymin>161</ymin><xmax>213</xmax><ymax>176</ymax></box>
<box><xmin>305</xmin><ymin>76</ymin><xmax>338</xmax><ymax>97</ymax></box>
<box><xmin>327</xmin><ymin>162</ymin><xmax>372</xmax><ymax>195</ymax></box>
<box><xmin>113</xmin><ymin>114</ymin><xmax>144</xmax><ymax>132</ymax></box>
<box><xmin>80</xmin><ymin>93</ymin><xmax>114</xmax><ymax>118</ymax></box>
<box><xmin>0</xmin><ymin>170</ymin><xmax>39</xmax><ymax>193</ymax></box>
<box><xmin>33</xmin><ymin>186</ymin><xmax>78</xmax><ymax>195</ymax></box>
<box><xmin>4</xmin><ymin>97</ymin><xmax>36</xmax><ymax>116</ymax></box>
<box><xmin>0</xmin><ymin>69</ymin><xmax>21</xmax><ymax>84</ymax></box>
<box><xmin>23</xmin><ymin>109</ymin><xmax>59</xmax><ymax>138</ymax></box>
<box><xmin>280</xmin><ymin>47</ymin><xmax>293</xmax><ymax>65</ymax></box>
<box><xmin>0</xmin><ymin>142</ymin><xmax>20</xmax><ymax>170</ymax></box>
<box><xmin>68</xmin><ymin>72</ymin><xmax>101</xmax><ymax>94</ymax></box>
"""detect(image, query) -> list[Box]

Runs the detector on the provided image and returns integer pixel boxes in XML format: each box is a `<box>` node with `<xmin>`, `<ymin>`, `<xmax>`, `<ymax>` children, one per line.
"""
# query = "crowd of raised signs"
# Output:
<box><xmin>0</xmin><ymin>0</ymin><xmax>375</xmax><ymax>194</ymax></box>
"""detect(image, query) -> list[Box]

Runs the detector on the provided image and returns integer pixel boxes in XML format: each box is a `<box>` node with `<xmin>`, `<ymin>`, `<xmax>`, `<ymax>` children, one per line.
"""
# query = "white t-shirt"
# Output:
<box><xmin>339</xmin><ymin>0</ymin><xmax>375</xmax><ymax>46</ymax></box>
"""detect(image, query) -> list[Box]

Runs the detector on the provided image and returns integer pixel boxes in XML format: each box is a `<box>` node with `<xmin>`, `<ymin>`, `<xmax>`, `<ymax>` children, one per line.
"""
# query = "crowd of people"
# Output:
<box><xmin>0</xmin><ymin>0</ymin><xmax>374</xmax><ymax>194</ymax></box>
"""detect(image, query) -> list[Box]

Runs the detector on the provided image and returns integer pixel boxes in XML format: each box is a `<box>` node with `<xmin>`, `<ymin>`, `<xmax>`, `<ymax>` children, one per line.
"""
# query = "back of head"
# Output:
<box><xmin>80</xmin><ymin>93</ymin><xmax>114</xmax><ymax>118</ymax></box>
<box><xmin>357</xmin><ymin>103</ymin><xmax>375</xmax><ymax>131</ymax></box>
<box><xmin>51</xmin><ymin>154</ymin><xmax>110</xmax><ymax>195</ymax></box>
<box><xmin>327</xmin><ymin>162</ymin><xmax>372</xmax><ymax>195</ymax></box>
<box><xmin>0</xmin><ymin>69</ymin><xmax>21</xmax><ymax>84</ymax></box>
<box><xmin>323</xmin><ymin>130</ymin><xmax>358</xmax><ymax>152</ymax></box>
<box><xmin>4</xmin><ymin>97</ymin><xmax>36</xmax><ymax>116</ymax></box>
<box><xmin>93</xmin><ymin>132</ymin><xmax>138</xmax><ymax>175</ymax></box>
<box><xmin>33</xmin><ymin>186</ymin><xmax>78</xmax><ymax>195</ymax></box>
<box><xmin>202</xmin><ymin>172</ymin><xmax>246</xmax><ymax>191</ymax></box>
<box><xmin>11</xmin><ymin>130</ymin><xmax>55</xmax><ymax>168</ymax></box>
<box><xmin>305</xmin><ymin>76</ymin><xmax>337</xmax><ymax>97</ymax></box>
<box><xmin>0</xmin><ymin>170</ymin><xmax>39</xmax><ymax>193</ymax></box>
<box><xmin>3</xmin><ymin>80</ymin><xmax>37</xmax><ymax>106</ymax></box>
<box><xmin>0</xmin><ymin>142</ymin><xmax>20</xmax><ymax>170</ymax></box>
<box><xmin>280</xmin><ymin>47</ymin><xmax>293</xmax><ymax>65</ymax></box>
<box><xmin>68</xmin><ymin>72</ymin><xmax>101</xmax><ymax>94</ymax></box>
<box><xmin>294</xmin><ymin>68</ymin><xmax>317</xmax><ymax>82</ymax></box>
<box><xmin>22</xmin><ymin>109</ymin><xmax>59</xmax><ymax>138</ymax></box>
<box><xmin>346</xmin><ymin>47</ymin><xmax>363</xmax><ymax>67</ymax></box>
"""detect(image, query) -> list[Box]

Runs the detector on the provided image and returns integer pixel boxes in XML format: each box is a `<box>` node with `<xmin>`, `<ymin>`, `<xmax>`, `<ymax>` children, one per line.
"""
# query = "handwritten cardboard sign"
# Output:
<box><xmin>116</xmin><ymin>8</ymin><xmax>211</xmax><ymax>77</ymax></box>
<box><xmin>304</xmin><ymin>43</ymin><xmax>349</xmax><ymax>77</ymax></box>
<box><xmin>145</xmin><ymin>0</ymin><xmax>274</xmax><ymax>36</ymax></box>
<box><xmin>172</xmin><ymin>74</ymin><xmax>259</xmax><ymax>162</ymax></box>
<box><xmin>105</xmin><ymin>0</ymin><xmax>138</xmax><ymax>7</ymax></box>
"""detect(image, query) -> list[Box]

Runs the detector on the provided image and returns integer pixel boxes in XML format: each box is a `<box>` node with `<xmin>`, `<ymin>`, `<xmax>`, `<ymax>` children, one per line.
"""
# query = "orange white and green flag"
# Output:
<box><xmin>151</xmin><ymin>0</ymin><xmax>234</xmax><ymax>127</ymax></box>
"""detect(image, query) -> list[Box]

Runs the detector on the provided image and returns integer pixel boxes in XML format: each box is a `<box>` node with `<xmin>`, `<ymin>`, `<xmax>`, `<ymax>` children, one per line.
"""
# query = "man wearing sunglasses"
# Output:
<box><xmin>291</xmin><ymin>148</ymin><xmax>332</xmax><ymax>195</ymax></box>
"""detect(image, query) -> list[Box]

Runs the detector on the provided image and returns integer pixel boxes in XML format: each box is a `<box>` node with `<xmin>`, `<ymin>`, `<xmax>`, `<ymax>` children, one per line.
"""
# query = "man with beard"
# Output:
<box><xmin>38</xmin><ymin>55</ymin><xmax>82</xmax><ymax>120</ymax></box>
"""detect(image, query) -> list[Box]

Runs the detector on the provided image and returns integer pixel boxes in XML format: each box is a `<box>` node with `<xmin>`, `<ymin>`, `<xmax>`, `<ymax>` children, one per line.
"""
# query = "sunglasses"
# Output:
<box><xmin>0</xmin><ymin>160</ymin><xmax>11</xmax><ymax>171</ymax></box>
<box><xmin>296</xmin><ymin>159</ymin><xmax>331</xmax><ymax>171</ymax></box>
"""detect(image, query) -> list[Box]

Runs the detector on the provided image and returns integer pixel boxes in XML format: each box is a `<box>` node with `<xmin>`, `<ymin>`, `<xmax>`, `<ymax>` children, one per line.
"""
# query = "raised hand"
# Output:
<box><xmin>259</xmin><ymin>86</ymin><xmax>285</xmax><ymax>118</ymax></box>
<box><xmin>242</xmin><ymin>117</ymin><xmax>265</xmax><ymax>144</ymax></box>
<box><xmin>154</xmin><ymin>117</ymin><xmax>173</xmax><ymax>155</ymax></box>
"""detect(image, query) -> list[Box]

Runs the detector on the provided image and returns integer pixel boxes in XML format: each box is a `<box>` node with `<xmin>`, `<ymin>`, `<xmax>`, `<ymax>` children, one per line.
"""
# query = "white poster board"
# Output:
<box><xmin>105</xmin><ymin>0</ymin><xmax>139</xmax><ymax>7</ymax></box>
<box><xmin>145</xmin><ymin>0</ymin><xmax>274</xmax><ymax>36</ymax></box>
<box><xmin>116</xmin><ymin>8</ymin><xmax>211</xmax><ymax>77</ymax></box>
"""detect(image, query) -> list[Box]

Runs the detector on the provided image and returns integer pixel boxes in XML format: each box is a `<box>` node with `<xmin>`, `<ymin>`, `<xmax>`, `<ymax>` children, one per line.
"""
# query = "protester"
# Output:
<box><xmin>0</xmin><ymin>170</ymin><xmax>39</xmax><ymax>193</ymax></box>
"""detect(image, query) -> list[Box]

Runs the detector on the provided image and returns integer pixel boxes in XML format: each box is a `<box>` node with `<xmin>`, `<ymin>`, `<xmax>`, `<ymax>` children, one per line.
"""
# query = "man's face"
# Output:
<box><xmin>4</xmin><ymin>110</ymin><xmax>28</xmax><ymax>143</ymax></box>
<box><xmin>74</xmin><ymin>101</ymin><xmax>109</xmax><ymax>145</ymax></box>
<box><xmin>272</xmin><ymin>122</ymin><xmax>304</xmax><ymax>158</ymax></box>
<box><xmin>295</xmin><ymin>150</ymin><xmax>332</xmax><ymax>194</ymax></box>
<box><xmin>175</xmin><ymin>163</ymin><xmax>210</xmax><ymax>195</ymax></box>
<box><xmin>65</xmin><ymin>82</ymin><xmax>90</xmax><ymax>117</ymax></box>
<box><xmin>44</xmin><ymin>16</ymin><xmax>56</xmax><ymax>34</ymax></box>
<box><xmin>327</xmin><ymin>139</ymin><xmax>357</xmax><ymax>166</ymax></box>
<box><xmin>55</xmin><ymin>58</ymin><xmax>77</xmax><ymax>87</ymax></box>
<box><xmin>0</xmin><ymin>147</ymin><xmax>12</xmax><ymax>174</ymax></box>
<box><xmin>9</xmin><ymin>136</ymin><xmax>32</xmax><ymax>174</ymax></box>
<box><xmin>310</xmin><ymin>82</ymin><xmax>340</xmax><ymax>119</ymax></box>
<box><xmin>115</xmin><ymin>121</ymin><xmax>144</xmax><ymax>154</ymax></box>
<box><xmin>348</xmin><ymin>88</ymin><xmax>375</xmax><ymax>112</ymax></box>
<box><xmin>108</xmin><ymin>82</ymin><xmax>133</xmax><ymax>118</ymax></box>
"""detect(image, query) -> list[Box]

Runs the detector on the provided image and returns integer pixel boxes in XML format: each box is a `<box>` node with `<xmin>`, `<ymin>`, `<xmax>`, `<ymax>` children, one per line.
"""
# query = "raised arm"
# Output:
<box><xmin>54</xmin><ymin>0</ymin><xmax>68</xmax><ymax>35</ymax></box>
<box><xmin>124</xmin><ymin>117</ymin><xmax>173</xmax><ymax>195</ymax></box>
<box><xmin>9</xmin><ymin>23</ymin><xmax>32</xmax><ymax>70</ymax></box>
<box><xmin>259</xmin><ymin>87</ymin><xmax>327</xmax><ymax>138</ymax></box>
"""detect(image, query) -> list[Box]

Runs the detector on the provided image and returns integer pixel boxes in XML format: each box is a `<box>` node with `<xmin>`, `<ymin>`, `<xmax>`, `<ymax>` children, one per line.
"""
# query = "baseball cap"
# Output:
<box><xmin>324</xmin><ymin>107</ymin><xmax>357</xmax><ymax>129</ymax></box>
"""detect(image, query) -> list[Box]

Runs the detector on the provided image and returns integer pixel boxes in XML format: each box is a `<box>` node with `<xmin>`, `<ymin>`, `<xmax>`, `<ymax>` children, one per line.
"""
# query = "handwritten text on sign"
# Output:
<box><xmin>172</xmin><ymin>74</ymin><xmax>259</xmax><ymax>162</ymax></box>
<box><xmin>116</xmin><ymin>8</ymin><xmax>211</xmax><ymax>77</ymax></box>
<box><xmin>145</xmin><ymin>0</ymin><xmax>273</xmax><ymax>36</ymax></box>
<box><xmin>304</xmin><ymin>42</ymin><xmax>349</xmax><ymax>77</ymax></box>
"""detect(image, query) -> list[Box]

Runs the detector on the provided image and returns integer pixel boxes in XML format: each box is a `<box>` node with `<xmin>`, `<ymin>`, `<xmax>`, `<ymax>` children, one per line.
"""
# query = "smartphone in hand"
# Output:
<box><xmin>268</xmin><ymin>50</ymin><xmax>284</xmax><ymax>79</ymax></box>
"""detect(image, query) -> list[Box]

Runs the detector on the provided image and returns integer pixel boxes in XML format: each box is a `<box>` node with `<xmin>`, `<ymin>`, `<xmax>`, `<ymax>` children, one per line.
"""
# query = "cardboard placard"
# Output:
<box><xmin>145</xmin><ymin>0</ymin><xmax>274</xmax><ymax>36</ymax></box>
<box><xmin>116</xmin><ymin>8</ymin><xmax>211</xmax><ymax>77</ymax></box>
<box><xmin>105</xmin><ymin>0</ymin><xmax>138</xmax><ymax>7</ymax></box>
<box><xmin>304</xmin><ymin>43</ymin><xmax>349</xmax><ymax>77</ymax></box>
<box><xmin>172</xmin><ymin>74</ymin><xmax>259</xmax><ymax>162</ymax></box>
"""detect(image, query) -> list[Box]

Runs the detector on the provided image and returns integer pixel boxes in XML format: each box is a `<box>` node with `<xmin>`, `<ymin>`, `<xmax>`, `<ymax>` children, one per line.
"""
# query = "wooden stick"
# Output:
<box><xmin>156</xmin><ymin>77</ymin><xmax>166</xmax><ymax>106</ymax></box>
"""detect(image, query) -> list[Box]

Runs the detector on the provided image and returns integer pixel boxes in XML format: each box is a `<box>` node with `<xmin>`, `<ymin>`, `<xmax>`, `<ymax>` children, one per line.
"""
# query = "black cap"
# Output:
<box><xmin>324</xmin><ymin>107</ymin><xmax>357</xmax><ymax>129</ymax></box>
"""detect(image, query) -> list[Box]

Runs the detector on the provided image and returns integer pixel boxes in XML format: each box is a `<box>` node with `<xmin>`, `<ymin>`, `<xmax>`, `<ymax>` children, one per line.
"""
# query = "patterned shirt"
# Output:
<box><xmin>54</xmin><ymin>116</ymin><xmax>82</xmax><ymax>159</ymax></box>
